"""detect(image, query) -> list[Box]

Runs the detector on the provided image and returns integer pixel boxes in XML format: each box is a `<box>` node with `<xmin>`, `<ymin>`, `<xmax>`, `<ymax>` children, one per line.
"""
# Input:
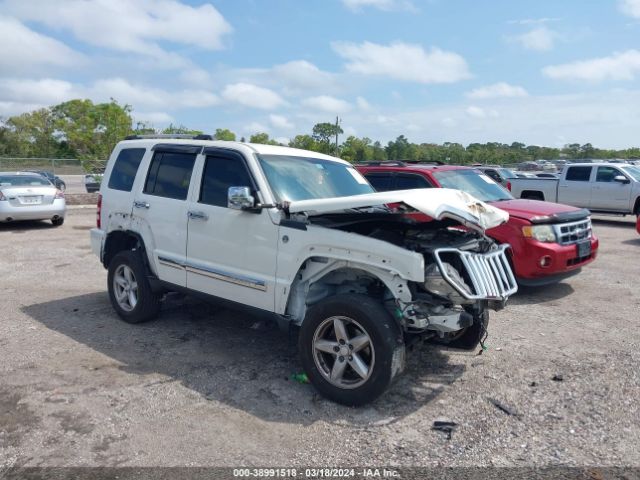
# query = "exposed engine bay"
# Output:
<box><xmin>288</xmin><ymin>208</ymin><xmax>517</xmax><ymax>349</ymax></box>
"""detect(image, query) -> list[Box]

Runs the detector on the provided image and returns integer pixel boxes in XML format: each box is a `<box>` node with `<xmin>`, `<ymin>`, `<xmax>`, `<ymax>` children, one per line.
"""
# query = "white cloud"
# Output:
<box><xmin>269</xmin><ymin>114</ymin><xmax>294</xmax><ymax>130</ymax></box>
<box><xmin>1</xmin><ymin>0</ymin><xmax>232</xmax><ymax>57</ymax></box>
<box><xmin>466</xmin><ymin>82</ymin><xmax>528</xmax><ymax>99</ymax></box>
<box><xmin>332</xmin><ymin>41</ymin><xmax>471</xmax><ymax>83</ymax></box>
<box><xmin>222</xmin><ymin>83</ymin><xmax>285</xmax><ymax>110</ymax></box>
<box><xmin>512</xmin><ymin>26</ymin><xmax>557</xmax><ymax>51</ymax></box>
<box><xmin>301</xmin><ymin>95</ymin><xmax>352</xmax><ymax>114</ymax></box>
<box><xmin>508</xmin><ymin>17</ymin><xmax>560</xmax><ymax>25</ymax></box>
<box><xmin>356</xmin><ymin>96</ymin><xmax>372</xmax><ymax>110</ymax></box>
<box><xmin>341</xmin><ymin>0</ymin><xmax>415</xmax><ymax>11</ymax></box>
<box><xmin>620</xmin><ymin>0</ymin><xmax>640</xmax><ymax>18</ymax></box>
<box><xmin>466</xmin><ymin>106</ymin><xmax>486</xmax><ymax>118</ymax></box>
<box><xmin>0</xmin><ymin>16</ymin><xmax>85</xmax><ymax>73</ymax></box>
<box><xmin>271</xmin><ymin>60</ymin><xmax>335</xmax><ymax>91</ymax></box>
<box><xmin>543</xmin><ymin>50</ymin><xmax>640</xmax><ymax>82</ymax></box>
<box><xmin>245</xmin><ymin>122</ymin><xmax>269</xmax><ymax>134</ymax></box>
<box><xmin>132</xmin><ymin>111</ymin><xmax>174</xmax><ymax>124</ymax></box>
<box><xmin>0</xmin><ymin>78</ymin><xmax>77</xmax><ymax>105</ymax></box>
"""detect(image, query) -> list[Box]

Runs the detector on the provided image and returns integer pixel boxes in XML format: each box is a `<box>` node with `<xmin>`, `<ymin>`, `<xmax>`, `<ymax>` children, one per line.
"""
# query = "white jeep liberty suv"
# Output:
<box><xmin>91</xmin><ymin>135</ymin><xmax>517</xmax><ymax>405</ymax></box>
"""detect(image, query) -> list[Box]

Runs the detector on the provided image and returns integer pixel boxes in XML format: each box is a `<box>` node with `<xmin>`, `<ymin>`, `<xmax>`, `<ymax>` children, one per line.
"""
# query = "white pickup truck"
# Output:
<box><xmin>510</xmin><ymin>162</ymin><xmax>640</xmax><ymax>215</ymax></box>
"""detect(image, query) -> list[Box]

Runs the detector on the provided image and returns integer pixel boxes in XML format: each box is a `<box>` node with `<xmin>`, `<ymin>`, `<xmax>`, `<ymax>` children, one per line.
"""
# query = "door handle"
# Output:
<box><xmin>188</xmin><ymin>211</ymin><xmax>209</xmax><ymax>220</ymax></box>
<box><xmin>133</xmin><ymin>201</ymin><xmax>150</xmax><ymax>209</ymax></box>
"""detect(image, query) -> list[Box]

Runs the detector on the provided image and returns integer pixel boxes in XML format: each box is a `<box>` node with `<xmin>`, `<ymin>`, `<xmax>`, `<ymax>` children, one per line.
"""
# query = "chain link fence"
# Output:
<box><xmin>0</xmin><ymin>157</ymin><xmax>107</xmax><ymax>175</ymax></box>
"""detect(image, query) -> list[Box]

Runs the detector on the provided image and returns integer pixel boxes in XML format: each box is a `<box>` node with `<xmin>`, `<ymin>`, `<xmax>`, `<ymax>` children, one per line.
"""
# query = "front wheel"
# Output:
<box><xmin>107</xmin><ymin>250</ymin><xmax>161</xmax><ymax>324</ymax></box>
<box><xmin>299</xmin><ymin>294</ymin><xmax>405</xmax><ymax>406</ymax></box>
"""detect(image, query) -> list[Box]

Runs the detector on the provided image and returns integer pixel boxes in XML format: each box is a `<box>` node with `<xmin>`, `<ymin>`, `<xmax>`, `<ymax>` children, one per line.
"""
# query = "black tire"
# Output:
<box><xmin>107</xmin><ymin>250</ymin><xmax>161</xmax><ymax>324</ymax></box>
<box><xmin>299</xmin><ymin>294</ymin><xmax>405</xmax><ymax>406</ymax></box>
<box><xmin>431</xmin><ymin>309</ymin><xmax>489</xmax><ymax>350</ymax></box>
<box><xmin>51</xmin><ymin>217</ymin><xmax>64</xmax><ymax>227</ymax></box>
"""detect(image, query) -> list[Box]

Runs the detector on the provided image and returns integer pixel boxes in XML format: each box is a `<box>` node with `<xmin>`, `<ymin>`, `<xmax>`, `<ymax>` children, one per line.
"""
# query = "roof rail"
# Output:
<box><xmin>356</xmin><ymin>161</ymin><xmax>406</xmax><ymax>166</ymax></box>
<box><xmin>124</xmin><ymin>134</ymin><xmax>214</xmax><ymax>141</ymax></box>
<box><xmin>403</xmin><ymin>160</ymin><xmax>446</xmax><ymax>166</ymax></box>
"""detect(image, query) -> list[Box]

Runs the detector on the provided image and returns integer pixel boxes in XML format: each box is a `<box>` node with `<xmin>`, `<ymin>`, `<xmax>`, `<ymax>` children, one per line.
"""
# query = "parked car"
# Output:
<box><xmin>91</xmin><ymin>136</ymin><xmax>517</xmax><ymax>405</ymax></box>
<box><xmin>510</xmin><ymin>162</ymin><xmax>640</xmax><ymax>216</ymax></box>
<box><xmin>356</xmin><ymin>162</ymin><xmax>598</xmax><ymax>286</ymax></box>
<box><xmin>84</xmin><ymin>174</ymin><xmax>101</xmax><ymax>193</ymax></box>
<box><xmin>0</xmin><ymin>172</ymin><xmax>66</xmax><ymax>225</ymax></box>
<box><xmin>26</xmin><ymin>170</ymin><xmax>66</xmax><ymax>191</ymax></box>
<box><xmin>476</xmin><ymin>166</ymin><xmax>518</xmax><ymax>189</ymax></box>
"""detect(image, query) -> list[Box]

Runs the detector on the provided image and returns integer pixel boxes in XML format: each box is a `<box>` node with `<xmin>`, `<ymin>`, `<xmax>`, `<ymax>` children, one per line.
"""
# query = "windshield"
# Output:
<box><xmin>0</xmin><ymin>175</ymin><xmax>52</xmax><ymax>187</ymax></box>
<box><xmin>499</xmin><ymin>168</ymin><xmax>517</xmax><ymax>179</ymax></box>
<box><xmin>258</xmin><ymin>155</ymin><xmax>374</xmax><ymax>202</ymax></box>
<box><xmin>621</xmin><ymin>165</ymin><xmax>640</xmax><ymax>182</ymax></box>
<box><xmin>433</xmin><ymin>170</ymin><xmax>514</xmax><ymax>202</ymax></box>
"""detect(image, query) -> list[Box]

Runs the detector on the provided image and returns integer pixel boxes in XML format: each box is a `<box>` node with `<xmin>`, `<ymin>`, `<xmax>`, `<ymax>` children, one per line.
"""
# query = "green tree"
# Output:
<box><xmin>214</xmin><ymin>128</ymin><xmax>236</xmax><ymax>141</ymax></box>
<box><xmin>289</xmin><ymin>134</ymin><xmax>319</xmax><ymax>151</ymax></box>
<box><xmin>312</xmin><ymin>122</ymin><xmax>343</xmax><ymax>154</ymax></box>
<box><xmin>162</xmin><ymin>124</ymin><xmax>203</xmax><ymax>135</ymax></box>
<box><xmin>53</xmin><ymin>99</ymin><xmax>132</xmax><ymax>159</ymax></box>
<box><xmin>249</xmin><ymin>132</ymin><xmax>279</xmax><ymax>145</ymax></box>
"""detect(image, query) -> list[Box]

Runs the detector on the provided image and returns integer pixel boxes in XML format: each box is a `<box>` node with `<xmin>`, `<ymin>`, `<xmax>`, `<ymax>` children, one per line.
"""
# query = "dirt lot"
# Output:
<box><xmin>1</xmin><ymin>208</ymin><xmax>639</xmax><ymax>468</ymax></box>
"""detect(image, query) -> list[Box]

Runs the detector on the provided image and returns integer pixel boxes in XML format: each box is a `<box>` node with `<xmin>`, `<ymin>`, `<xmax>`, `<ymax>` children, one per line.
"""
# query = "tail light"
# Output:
<box><xmin>55</xmin><ymin>189</ymin><xmax>65</xmax><ymax>199</ymax></box>
<box><xmin>506</xmin><ymin>181</ymin><xmax>512</xmax><ymax>191</ymax></box>
<box><xmin>96</xmin><ymin>193</ymin><xmax>102</xmax><ymax>229</ymax></box>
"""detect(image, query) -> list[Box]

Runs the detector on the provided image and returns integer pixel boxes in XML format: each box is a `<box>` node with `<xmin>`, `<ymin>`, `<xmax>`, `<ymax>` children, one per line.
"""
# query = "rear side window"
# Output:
<box><xmin>565</xmin><ymin>166</ymin><xmax>592</xmax><ymax>182</ymax></box>
<box><xmin>199</xmin><ymin>155</ymin><xmax>254</xmax><ymax>207</ymax></box>
<box><xmin>365</xmin><ymin>173</ymin><xmax>394</xmax><ymax>192</ymax></box>
<box><xmin>107</xmin><ymin>148</ymin><xmax>146</xmax><ymax>191</ymax></box>
<box><xmin>396</xmin><ymin>174</ymin><xmax>432</xmax><ymax>190</ymax></box>
<box><xmin>144</xmin><ymin>152</ymin><xmax>196</xmax><ymax>200</ymax></box>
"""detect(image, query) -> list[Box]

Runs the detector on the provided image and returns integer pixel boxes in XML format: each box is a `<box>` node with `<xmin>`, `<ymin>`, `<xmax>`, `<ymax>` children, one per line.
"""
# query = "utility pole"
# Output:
<box><xmin>335</xmin><ymin>116</ymin><xmax>341</xmax><ymax>153</ymax></box>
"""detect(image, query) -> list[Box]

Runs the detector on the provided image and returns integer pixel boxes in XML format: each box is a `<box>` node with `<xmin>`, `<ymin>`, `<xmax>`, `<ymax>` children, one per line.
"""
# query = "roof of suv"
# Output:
<box><xmin>118</xmin><ymin>138</ymin><xmax>346</xmax><ymax>163</ymax></box>
<box><xmin>356</xmin><ymin>162</ymin><xmax>473</xmax><ymax>174</ymax></box>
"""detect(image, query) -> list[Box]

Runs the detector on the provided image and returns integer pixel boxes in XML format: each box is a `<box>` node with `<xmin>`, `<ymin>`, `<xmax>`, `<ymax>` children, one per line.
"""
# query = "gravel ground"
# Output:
<box><xmin>0</xmin><ymin>209</ymin><xmax>639</xmax><ymax>468</ymax></box>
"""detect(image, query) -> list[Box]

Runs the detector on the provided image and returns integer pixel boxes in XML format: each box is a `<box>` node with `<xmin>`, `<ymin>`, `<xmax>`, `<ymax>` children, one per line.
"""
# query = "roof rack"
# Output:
<box><xmin>403</xmin><ymin>160</ymin><xmax>446</xmax><ymax>166</ymax></box>
<box><xmin>124</xmin><ymin>134</ymin><xmax>214</xmax><ymax>141</ymax></box>
<box><xmin>356</xmin><ymin>161</ymin><xmax>406</xmax><ymax>166</ymax></box>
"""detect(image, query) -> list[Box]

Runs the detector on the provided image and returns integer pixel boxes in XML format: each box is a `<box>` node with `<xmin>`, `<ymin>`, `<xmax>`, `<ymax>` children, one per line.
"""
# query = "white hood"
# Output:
<box><xmin>287</xmin><ymin>188</ymin><xmax>509</xmax><ymax>231</ymax></box>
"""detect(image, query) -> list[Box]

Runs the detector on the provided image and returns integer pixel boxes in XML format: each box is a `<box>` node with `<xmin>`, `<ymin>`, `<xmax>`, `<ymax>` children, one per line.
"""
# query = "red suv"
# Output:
<box><xmin>356</xmin><ymin>162</ymin><xmax>599</xmax><ymax>286</ymax></box>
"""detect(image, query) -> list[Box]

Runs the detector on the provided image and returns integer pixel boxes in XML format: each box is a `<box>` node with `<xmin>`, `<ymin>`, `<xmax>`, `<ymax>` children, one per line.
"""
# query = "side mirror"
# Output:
<box><xmin>613</xmin><ymin>175</ymin><xmax>630</xmax><ymax>184</ymax></box>
<box><xmin>228</xmin><ymin>186</ymin><xmax>255</xmax><ymax>210</ymax></box>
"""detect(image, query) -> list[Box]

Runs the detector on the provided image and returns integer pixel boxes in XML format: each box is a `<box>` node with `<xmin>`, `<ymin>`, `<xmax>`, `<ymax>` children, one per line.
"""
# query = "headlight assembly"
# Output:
<box><xmin>522</xmin><ymin>224</ymin><xmax>557</xmax><ymax>243</ymax></box>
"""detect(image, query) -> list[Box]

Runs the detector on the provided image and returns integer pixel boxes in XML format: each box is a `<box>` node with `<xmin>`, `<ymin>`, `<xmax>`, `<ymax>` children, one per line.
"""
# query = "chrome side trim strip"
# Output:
<box><xmin>156</xmin><ymin>255</ymin><xmax>267</xmax><ymax>291</ymax></box>
<box><xmin>185</xmin><ymin>263</ymin><xmax>267</xmax><ymax>291</ymax></box>
<box><xmin>158</xmin><ymin>256</ymin><xmax>185</xmax><ymax>270</ymax></box>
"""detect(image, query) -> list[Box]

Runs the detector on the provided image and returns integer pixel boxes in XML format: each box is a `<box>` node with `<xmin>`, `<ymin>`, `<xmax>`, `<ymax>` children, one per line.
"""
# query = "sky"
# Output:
<box><xmin>1</xmin><ymin>0</ymin><xmax>640</xmax><ymax>148</ymax></box>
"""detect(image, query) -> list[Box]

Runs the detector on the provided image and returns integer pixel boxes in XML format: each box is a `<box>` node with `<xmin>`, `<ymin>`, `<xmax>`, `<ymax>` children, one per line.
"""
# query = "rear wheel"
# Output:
<box><xmin>51</xmin><ymin>217</ymin><xmax>64</xmax><ymax>227</ymax></box>
<box><xmin>299</xmin><ymin>294</ymin><xmax>405</xmax><ymax>406</ymax></box>
<box><xmin>107</xmin><ymin>250</ymin><xmax>161</xmax><ymax>324</ymax></box>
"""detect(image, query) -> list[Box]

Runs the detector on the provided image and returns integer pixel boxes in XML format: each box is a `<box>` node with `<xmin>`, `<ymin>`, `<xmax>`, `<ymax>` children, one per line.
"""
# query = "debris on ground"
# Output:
<box><xmin>432</xmin><ymin>419</ymin><xmax>458</xmax><ymax>440</ymax></box>
<box><xmin>291</xmin><ymin>373</ymin><xmax>309</xmax><ymax>384</ymax></box>
<box><xmin>487</xmin><ymin>397</ymin><xmax>522</xmax><ymax>419</ymax></box>
<box><xmin>552</xmin><ymin>374</ymin><xmax>564</xmax><ymax>382</ymax></box>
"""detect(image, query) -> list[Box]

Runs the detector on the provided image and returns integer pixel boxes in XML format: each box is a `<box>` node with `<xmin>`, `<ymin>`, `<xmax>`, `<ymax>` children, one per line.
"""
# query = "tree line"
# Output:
<box><xmin>1</xmin><ymin>99</ymin><xmax>639</xmax><ymax>165</ymax></box>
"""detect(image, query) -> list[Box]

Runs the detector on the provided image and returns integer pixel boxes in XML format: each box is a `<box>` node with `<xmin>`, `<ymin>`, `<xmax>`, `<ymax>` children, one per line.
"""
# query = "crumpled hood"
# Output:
<box><xmin>287</xmin><ymin>188</ymin><xmax>509</xmax><ymax>231</ymax></box>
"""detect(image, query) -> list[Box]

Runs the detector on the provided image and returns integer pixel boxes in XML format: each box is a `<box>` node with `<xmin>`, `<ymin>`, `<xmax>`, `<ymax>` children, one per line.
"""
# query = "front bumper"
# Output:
<box><xmin>0</xmin><ymin>199</ymin><xmax>66</xmax><ymax>222</ymax></box>
<box><xmin>515</xmin><ymin>236</ymin><xmax>599</xmax><ymax>285</ymax></box>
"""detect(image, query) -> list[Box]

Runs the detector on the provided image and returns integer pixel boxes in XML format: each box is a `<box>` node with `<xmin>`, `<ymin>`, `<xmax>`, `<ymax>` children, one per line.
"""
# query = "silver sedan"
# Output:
<box><xmin>0</xmin><ymin>172</ymin><xmax>66</xmax><ymax>226</ymax></box>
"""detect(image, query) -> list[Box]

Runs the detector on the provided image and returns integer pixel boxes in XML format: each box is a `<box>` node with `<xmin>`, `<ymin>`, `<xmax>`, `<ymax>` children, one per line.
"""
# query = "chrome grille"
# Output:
<box><xmin>433</xmin><ymin>245</ymin><xmax>518</xmax><ymax>300</ymax></box>
<box><xmin>552</xmin><ymin>218</ymin><xmax>592</xmax><ymax>245</ymax></box>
